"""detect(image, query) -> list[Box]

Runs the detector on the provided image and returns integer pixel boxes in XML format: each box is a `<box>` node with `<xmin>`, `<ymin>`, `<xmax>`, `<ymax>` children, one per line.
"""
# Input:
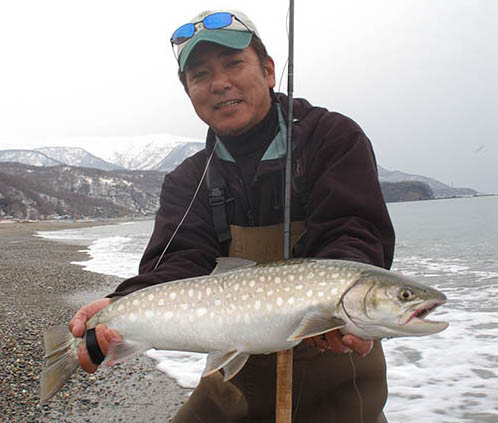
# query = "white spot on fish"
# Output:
<box><xmin>318</xmin><ymin>291</ymin><xmax>324</xmax><ymax>297</ymax></box>
<box><xmin>244</xmin><ymin>314</ymin><xmax>251</xmax><ymax>324</ymax></box>
<box><xmin>145</xmin><ymin>310</ymin><xmax>154</xmax><ymax>318</ymax></box>
<box><xmin>117</xmin><ymin>304</ymin><xmax>124</xmax><ymax>311</ymax></box>
<box><xmin>275</xmin><ymin>277</ymin><xmax>281</xmax><ymax>284</ymax></box>
<box><xmin>169</xmin><ymin>292</ymin><xmax>177</xmax><ymax>300</ymax></box>
<box><xmin>181</xmin><ymin>304</ymin><xmax>188</xmax><ymax>310</ymax></box>
<box><xmin>206</xmin><ymin>287</ymin><xmax>212</xmax><ymax>296</ymax></box>
<box><xmin>276</xmin><ymin>297</ymin><xmax>283</xmax><ymax>306</ymax></box>
<box><xmin>259</xmin><ymin>276</ymin><xmax>266</xmax><ymax>282</ymax></box>
<box><xmin>295</xmin><ymin>285</ymin><xmax>303</xmax><ymax>290</ymax></box>
<box><xmin>214</xmin><ymin>299</ymin><xmax>221</xmax><ymax>306</ymax></box>
<box><xmin>249</xmin><ymin>280</ymin><xmax>255</xmax><ymax>287</ymax></box>
<box><xmin>255</xmin><ymin>300</ymin><xmax>261</xmax><ymax>310</ymax></box>
<box><xmin>197</xmin><ymin>292</ymin><xmax>202</xmax><ymax>301</ymax></box>
<box><xmin>242</xmin><ymin>294</ymin><xmax>249</xmax><ymax>301</ymax></box>
<box><xmin>148</xmin><ymin>294</ymin><xmax>154</xmax><ymax>301</ymax></box>
<box><xmin>132</xmin><ymin>299</ymin><xmax>139</xmax><ymax>306</ymax></box>
<box><xmin>266</xmin><ymin>304</ymin><xmax>273</xmax><ymax>311</ymax></box>
<box><xmin>158</xmin><ymin>299</ymin><xmax>165</xmax><ymax>306</ymax></box>
<box><xmin>288</xmin><ymin>297</ymin><xmax>295</xmax><ymax>305</ymax></box>
<box><xmin>234</xmin><ymin>283</ymin><xmax>240</xmax><ymax>291</ymax></box>
<box><xmin>306</xmin><ymin>290</ymin><xmax>313</xmax><ymax>297</ymax></box>
<box><xmin>129</xmin><ymin>313</ymin><xmax>137</xmax><ymax>322</ymax></box>
<box><xmin>188</xmin><ymin>289</ymin><xmax>194</xmax><ymax>297</ymax></box>
<box><xmin>197</xmin><ymin>308</ymin><xmax>207</xmax><ymax>317</ymax></box>
<box><xmin>267</xmin><ymin>290</ymin><xmax>274</xmax><ymax>296</ymax></box>
<box><xmin>330</xmin><ymin>288</ymin><xmax>338</xmax><ymax>295</ymax></box>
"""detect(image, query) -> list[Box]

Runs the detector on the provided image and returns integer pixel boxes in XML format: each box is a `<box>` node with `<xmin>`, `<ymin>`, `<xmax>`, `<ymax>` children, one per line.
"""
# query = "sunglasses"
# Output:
<box><xmin>170</xmin><ymin>12</ymin><xmax>251</xmax><ymax>46</ymax></box>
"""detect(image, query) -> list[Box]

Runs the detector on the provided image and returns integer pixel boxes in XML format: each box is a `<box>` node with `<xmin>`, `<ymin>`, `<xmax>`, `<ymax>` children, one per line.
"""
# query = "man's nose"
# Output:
<box><xmin>210</xmin><ymin>70</ymin><xmax>231</xmax><ymax>93</ymax></box>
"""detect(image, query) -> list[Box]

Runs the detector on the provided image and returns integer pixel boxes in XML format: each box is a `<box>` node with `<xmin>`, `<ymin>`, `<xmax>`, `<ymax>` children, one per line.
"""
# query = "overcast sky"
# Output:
<box><xmin>0</xmin><ymin>0</ymin><xmax>496</xmax><ymax>193</ymax></box>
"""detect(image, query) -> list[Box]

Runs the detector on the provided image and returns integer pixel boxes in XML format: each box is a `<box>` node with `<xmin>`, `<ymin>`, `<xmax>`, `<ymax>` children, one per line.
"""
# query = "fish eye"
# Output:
<box><xmin>398</xmin><ymin>288</ymin><xmax>415</xmax><ymax>301</ymax></box>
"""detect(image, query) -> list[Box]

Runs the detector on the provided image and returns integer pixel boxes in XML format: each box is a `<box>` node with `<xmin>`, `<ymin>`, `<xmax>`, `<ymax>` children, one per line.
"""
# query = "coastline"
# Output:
<box><xmin>1</xmin><ymin>221</ymin><xmax>188</xmax><ymax>422</ymax></box>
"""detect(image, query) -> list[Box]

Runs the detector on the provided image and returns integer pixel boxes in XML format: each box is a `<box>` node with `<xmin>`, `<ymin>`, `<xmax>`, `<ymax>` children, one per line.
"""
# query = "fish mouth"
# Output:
<box><xmin>214</xmin><ymin>99</ymin><xmax>242</xmax><ymax>110</ymax></box>
<box><xmin>400</xmin><ymin>300</ymin><xmax>448</xmax><ymax>333</ymax></box>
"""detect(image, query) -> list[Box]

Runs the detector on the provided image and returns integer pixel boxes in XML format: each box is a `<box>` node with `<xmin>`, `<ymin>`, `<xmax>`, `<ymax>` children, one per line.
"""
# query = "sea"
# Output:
<box><xmin>37</xmin><ymin>195</ymin><xmax>498</xmax><ymax>422</ymax></box>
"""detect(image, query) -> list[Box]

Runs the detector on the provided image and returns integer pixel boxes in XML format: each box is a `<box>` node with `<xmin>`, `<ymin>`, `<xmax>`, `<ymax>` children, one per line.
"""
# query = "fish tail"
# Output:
<box><xmin>40</xmin><ymin>326</ymin><xmax>80</xmax><ymax>403</ymax></box>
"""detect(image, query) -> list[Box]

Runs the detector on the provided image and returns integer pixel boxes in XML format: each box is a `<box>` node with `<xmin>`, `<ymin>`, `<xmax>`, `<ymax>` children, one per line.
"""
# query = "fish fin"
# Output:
<box><xmin>104</xmin><ymin>338</ymin><xmax>149</xmax><ymax>366</ymax></box>
<box><xmin>203</xmin><ymin>350</ymin><xmax>241</xmax><ymax>378</ymax></box>
<box><xmin>40</xmin><ymin>326</ymin><xmax>79</xmax><ymax>403</ymax></box>
<box><xmin>287</xmin><ymin>311</ymin><xmax>346</xmax><ymax>341</ymax></box>
<box><xmin>211</xmin><ymin>257</ymin><xmax>257</xmax><ymax>275</ymax></box>
<box><xmin>222</xmin><ymin>353</ymin><xmax>250</xmax><ymax>381</ymax></box>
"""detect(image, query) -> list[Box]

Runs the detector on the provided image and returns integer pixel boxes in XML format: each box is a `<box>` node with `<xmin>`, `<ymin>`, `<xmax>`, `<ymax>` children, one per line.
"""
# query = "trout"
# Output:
<box><xmin>41</xmin><ymin>258</ymin><xmax>448</xmax><ymax>403</ymax></box>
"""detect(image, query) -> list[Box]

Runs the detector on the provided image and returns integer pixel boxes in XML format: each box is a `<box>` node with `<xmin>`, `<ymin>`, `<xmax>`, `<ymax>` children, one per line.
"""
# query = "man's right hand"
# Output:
<box><xmin>69</xmin><ymin>298</ymin><xmax>121</xmax><ymax>373</ymax></box>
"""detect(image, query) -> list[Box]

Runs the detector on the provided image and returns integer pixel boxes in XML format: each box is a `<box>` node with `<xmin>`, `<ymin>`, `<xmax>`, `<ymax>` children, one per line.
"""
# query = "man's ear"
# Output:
<box><xmin>264</xmin><ymin>56</ymin><xmax>276</xmax><ymax>89</ymax></box>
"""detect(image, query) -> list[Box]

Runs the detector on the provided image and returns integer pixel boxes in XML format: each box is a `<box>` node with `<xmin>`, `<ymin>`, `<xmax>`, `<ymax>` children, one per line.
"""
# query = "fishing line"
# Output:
<box><xmin>153</xmin><ymin>142</ymin><xmax>218</xmax><ymax>271</ymax></box>
<box><xmin>348</xmin><ymin>352</ymin><xmax>364</xmax><ymax>423</ymax></box>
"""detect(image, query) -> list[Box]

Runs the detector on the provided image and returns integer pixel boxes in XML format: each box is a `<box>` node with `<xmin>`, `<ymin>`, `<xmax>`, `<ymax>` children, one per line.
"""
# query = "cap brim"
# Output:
<box><xmin>179</xmin><ymin>29</ymin><xmax>253</xmax><ymax>71</ymax></box>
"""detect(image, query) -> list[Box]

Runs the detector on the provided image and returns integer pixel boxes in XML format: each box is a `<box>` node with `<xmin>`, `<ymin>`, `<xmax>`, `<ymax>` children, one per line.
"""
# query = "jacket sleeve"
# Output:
<box><xmin>301</xmin><ymin>112</ymin><xmax>395</xmax><ymax>269</ymax></box>
<box><xmin>108</xmin><ymin>154</ymin><xmax>224</xmax><ymax>298</ymax></box>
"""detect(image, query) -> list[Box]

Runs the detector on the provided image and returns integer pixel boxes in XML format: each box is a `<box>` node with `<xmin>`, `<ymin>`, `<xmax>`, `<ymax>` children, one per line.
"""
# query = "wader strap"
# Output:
<box><xmin>206</xmin><ymin>163</ymin><xmax>232</xmax><ymax>244</ymax></box>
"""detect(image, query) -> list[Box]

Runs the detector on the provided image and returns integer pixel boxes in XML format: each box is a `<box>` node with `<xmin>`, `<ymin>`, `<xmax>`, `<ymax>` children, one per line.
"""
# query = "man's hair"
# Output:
<box><xmin>178</xmin><ymin>35</ymin><xmax>270</xmax><ymax>93</ymax></box>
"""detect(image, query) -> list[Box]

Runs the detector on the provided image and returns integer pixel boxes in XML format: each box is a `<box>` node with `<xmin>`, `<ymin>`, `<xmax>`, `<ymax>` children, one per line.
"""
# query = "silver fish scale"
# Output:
<box><xmin>89</xmin><ymin>259</ymin><xmax>365</xmax><ymax>355</ymax></box>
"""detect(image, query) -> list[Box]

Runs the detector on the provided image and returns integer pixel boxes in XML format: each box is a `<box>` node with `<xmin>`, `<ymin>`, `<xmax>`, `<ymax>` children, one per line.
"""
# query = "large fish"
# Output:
<box><xmin>41</xmin><ymin>258</ymin><xmax>448</xmax><ymax>403</ymax></box>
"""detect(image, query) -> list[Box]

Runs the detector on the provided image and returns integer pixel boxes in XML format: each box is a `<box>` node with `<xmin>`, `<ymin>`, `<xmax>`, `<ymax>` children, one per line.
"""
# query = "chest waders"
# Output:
<box><xmin>172</xmin><ymin>222</ymin><xmax>389</xmax><ymax>423</ymax></box>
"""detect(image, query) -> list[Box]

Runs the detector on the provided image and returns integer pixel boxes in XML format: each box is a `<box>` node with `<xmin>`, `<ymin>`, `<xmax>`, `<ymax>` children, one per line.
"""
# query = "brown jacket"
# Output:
<box><xmin>110</xmin><ymin>93</ymin><xmax>395</xmax><ymax>298</ymax></box>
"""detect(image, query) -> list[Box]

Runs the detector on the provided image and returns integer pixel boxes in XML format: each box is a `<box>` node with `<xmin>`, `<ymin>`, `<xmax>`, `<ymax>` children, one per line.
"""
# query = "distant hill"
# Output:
<box><xmin>381</xmin><ymin>181</ymin><xmax>434</xmax><ymax>202</ymax></box>
<box><xmin>378</xmin><ymin>166</ymin><xmax>477</xmax><ymax>198</ymax></box>
<box><xmin>0</xmin><ymin>162</ymin><xmax>163</xmax><ymax>220</ymax></box>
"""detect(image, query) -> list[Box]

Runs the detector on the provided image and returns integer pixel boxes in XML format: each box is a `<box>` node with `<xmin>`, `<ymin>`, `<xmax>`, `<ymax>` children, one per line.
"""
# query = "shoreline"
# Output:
<box><xmin>1</xmin><ymin>221</ymin><xmax>188</xmax><ymax>422</ymax></box>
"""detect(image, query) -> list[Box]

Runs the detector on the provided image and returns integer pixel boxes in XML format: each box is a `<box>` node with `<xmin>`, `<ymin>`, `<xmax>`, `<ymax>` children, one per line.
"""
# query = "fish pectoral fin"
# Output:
<box><xmin>222</xmin><ymin>353</ymin><xmax>250</xmax><ymax>381</ymax></box>
<box><xmin>104</xmin><ymin>338</ymin><xmax>149</xmax><ymax>366</ymax></box>
<box><xmin>203</xmin><ymin>350</ymin><xmax>248</xmax><ymax>379</ymax></box>
<box><xmin>211</xmin><ymin>257</ymin><xmax>257</xmax><ymax>275</ymax></box>
<box><xmin>287</xmin><ymin>311</ymin><xmax>346</xmax><ymax>341</ymax></box>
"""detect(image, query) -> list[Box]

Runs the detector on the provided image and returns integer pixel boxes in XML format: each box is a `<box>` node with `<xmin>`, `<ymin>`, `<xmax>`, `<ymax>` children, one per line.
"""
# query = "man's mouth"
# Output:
<box><xmin>214</xmin><ymin>99</ymin><xmax>242</xmax><ymax>110</ymax></box>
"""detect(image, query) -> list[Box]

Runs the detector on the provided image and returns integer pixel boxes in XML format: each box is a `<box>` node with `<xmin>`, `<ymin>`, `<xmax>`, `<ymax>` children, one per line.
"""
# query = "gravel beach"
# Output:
<box><xmin>1</xmin><ymin>221</ymin><xmax>189</xmax><ymax>423</ymax></box>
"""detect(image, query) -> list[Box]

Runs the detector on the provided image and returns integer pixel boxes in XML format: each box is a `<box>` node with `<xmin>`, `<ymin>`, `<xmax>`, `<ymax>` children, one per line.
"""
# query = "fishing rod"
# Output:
<box><xmin>276</xmin><ymin>1</ymin><xmax>294</xmax><ymax>422</ymax></box>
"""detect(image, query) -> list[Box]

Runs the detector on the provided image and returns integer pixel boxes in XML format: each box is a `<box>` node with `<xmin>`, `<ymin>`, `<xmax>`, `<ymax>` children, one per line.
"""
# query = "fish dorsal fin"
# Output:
<box><xmin>203</xmin><ymin>350</ymin><xmax>249</xmax><ymax>379</ymax></box>
<box><xmin>287</xmin><ymin>311</ymin><xmax>346</xmax><ymax>341</ymax></box>
<box><xmin>211</xmin><ymin>257</ymin><xmax>257</xmax><ymax>275</ymax></box>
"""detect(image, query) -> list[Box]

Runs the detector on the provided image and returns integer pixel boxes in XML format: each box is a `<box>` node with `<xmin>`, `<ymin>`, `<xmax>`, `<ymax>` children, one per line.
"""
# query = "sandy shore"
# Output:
<box><xmin>1</xmin><ymin>220</ymin><xmax>189</xmax><ymax>422</ymax></box>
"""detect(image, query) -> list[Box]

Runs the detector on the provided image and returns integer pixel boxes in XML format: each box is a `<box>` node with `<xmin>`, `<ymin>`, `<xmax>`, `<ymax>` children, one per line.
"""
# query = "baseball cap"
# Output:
<box><xmin>171</xmin><ymin>10</ymin><xmax>261</xmax><ymax>71</ymax></box>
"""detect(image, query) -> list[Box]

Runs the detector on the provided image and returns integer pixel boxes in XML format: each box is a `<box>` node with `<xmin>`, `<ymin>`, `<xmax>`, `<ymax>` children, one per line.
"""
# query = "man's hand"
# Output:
<box><xmin>305</xmin><ymin>330</ymin><xmax>374</xmax><ymax>357</ymax></box>
<box><xmin>69</xmin><ymin>298</ymin><xmax>121</xmax><ymax>373</ymax></box>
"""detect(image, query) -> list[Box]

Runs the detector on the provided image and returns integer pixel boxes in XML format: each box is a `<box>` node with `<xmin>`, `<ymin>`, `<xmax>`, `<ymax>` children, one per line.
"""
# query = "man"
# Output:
<box><xmin>70</xmin><ymin>10</ymin><xmax>394</xmax><ymax>423</ymax></box>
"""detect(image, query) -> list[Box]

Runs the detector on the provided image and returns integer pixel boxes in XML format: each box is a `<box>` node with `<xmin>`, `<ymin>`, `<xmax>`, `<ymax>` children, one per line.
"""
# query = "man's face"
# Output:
<box><xmin>184</xmin><ymin>43</ymin><xmax>276</xmax><ymax>137</ymax></box>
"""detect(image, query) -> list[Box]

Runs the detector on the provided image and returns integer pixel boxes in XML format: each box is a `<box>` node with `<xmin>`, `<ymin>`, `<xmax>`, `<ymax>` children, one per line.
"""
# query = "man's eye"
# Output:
<box><xmin>227</xmin><ymin>60</ymin><xmax>242</xmax><ymax>67</ymax></box>
<box><xmin>192</xmin><ymin>71</ymin><xmax>207</xmax><ymax>79</ymax></box>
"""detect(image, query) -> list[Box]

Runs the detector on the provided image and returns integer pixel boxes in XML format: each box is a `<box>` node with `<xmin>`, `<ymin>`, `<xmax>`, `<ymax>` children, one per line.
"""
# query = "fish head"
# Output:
<box><xmin>339</xmin><ymin>268</ymin><xmax>449</xmax><ymax>339</ymax></box>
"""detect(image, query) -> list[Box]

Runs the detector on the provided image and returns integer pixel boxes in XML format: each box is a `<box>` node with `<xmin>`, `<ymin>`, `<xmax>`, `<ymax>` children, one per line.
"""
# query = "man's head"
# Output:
<box><xmin>171</xmin><ymin>10</ymin><xmax>276</xmax><ymax>137</ymax></box>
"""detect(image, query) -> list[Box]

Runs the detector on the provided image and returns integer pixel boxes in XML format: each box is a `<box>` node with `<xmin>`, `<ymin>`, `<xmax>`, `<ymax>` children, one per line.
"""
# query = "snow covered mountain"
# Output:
<box><xmin>35</xmin><ymin>147</ymin><xmax>121</xmax><ymax>170</ymax></box>
<box><xmin>0</xmin><ymin>149</ymin><xmax>63</xmax><ymax>167</ymax></box>
<box><xmin>153</xmin><ymin>142</ymin><xmax>205</xmax><ymax>172</ymax></box>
